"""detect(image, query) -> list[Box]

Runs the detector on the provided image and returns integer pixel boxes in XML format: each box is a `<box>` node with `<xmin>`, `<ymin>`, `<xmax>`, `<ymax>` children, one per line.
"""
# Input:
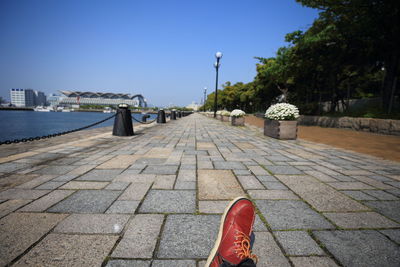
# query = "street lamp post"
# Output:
<box><xmin>203</xmin><ymin>87</ymin><xmax>207</xmax><ymax>112</ymax></box>
<box><xmin>213</xmin><ymin>52</ymin><xmax>222</xmax><ymax>118</ymax></box>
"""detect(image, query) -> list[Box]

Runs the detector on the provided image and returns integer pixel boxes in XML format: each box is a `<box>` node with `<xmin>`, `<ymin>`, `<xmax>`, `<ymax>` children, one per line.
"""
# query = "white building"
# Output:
<box><xmin>10</xmin><ymin>89</ymin><xmax>47</xmax><ymax>107</ymax></box>
<box><xmin>57</xmin><ymin>91</ymin><xmax>146</xmax><ymax>107</ymax></box>
<box><xmin>186</xmin><ymin>101</ymin><xmax>200</xmax><ymax>111</ymax></box>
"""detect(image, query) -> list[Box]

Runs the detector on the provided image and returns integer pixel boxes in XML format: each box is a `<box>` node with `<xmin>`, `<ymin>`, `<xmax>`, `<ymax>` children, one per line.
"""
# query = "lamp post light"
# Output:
<box><xmin>203</xmin><ymin>87</ymin><xmax>207</xmax><ymax>112</ymax></box>
<box><xmin>213</xmin><ymin>52</ymin><xmax>222</xmax><ymax>118</ymax></box>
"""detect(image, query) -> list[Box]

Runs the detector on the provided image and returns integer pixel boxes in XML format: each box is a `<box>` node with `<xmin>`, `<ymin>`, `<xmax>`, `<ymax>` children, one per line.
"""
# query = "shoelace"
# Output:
<box><xmin>233</xmin><ymin>230</ymin><xmax>258</xmax><ymax>263</ymax></box>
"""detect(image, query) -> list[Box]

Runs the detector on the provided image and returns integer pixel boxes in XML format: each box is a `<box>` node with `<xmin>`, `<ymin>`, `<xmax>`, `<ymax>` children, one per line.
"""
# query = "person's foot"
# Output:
<box><xmin>206</xmin><ymin>197</ymin><xmax>257</xmax><ymax>267</ymax></box>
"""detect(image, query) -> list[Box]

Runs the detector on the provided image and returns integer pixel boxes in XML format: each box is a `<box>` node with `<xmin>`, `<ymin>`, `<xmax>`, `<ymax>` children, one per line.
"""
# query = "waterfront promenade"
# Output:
<box><xmin>0</xmin><ymin>113</ymin><xmax>399</xmax><ymax>266</ymax></box>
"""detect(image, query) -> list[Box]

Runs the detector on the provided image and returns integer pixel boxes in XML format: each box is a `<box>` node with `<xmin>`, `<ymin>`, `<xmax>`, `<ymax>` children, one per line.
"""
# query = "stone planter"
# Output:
<box><xmin>231</xmin><ymin>116</ymin><xmax>244</xmax><ymax>126</ymax></box>
<box><xmin>221</xmin><ymin>115</ymin><xmax>230</xmax><ymax>122</ymax></box>
<box><xmin>264</xmin><ymin>119</ymin><xmax>297</xmax><ymax>140</ymax></box>
<box><xmin>216</xmin><ymin>114</ymin><xmax>221</xmax><ymax>120</ymax></box>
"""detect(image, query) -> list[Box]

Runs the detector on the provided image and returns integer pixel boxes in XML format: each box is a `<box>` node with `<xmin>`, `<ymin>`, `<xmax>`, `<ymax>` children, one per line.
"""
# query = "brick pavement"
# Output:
<box><xmin>0</xmin><ymin>113</ymin><xmax>399</xmax><ymax>266</ymax></box>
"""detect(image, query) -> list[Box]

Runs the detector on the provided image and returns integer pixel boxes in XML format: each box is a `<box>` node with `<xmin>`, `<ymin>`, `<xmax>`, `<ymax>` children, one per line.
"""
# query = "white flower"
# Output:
<box><xmin>216</xmin><ymin>110</ymin><xmax>222</xmax><ymax>115</ymax></box>
<box><xmin>230</xmin><ymin>109</ymin><xmax>246</xmax><ymax>117</ymax></box>
<box><xmin>221</xmin><ymin>110</ymin><xmax>231</xmax><ymax>116</ymax></box>
<box><xmin>265</xmin><ymin>103</ymin><xmax>299</xmax><ymax>121</ymax></box>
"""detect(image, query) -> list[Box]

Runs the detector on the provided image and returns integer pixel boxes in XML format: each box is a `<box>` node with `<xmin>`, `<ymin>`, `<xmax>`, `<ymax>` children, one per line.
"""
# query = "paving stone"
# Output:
<box><xmin>265</xmin><ymin>165</ymin><xmax>303</xmax><ymax>175</ymax></box>
<box><xmin>385</xmin><ymin>181</ymin><xmax>400</xmax><ymax>188</ymax></box>
<box><xmin>180</xmin><ymin>164</ymin><xmax>196</xmax><ymax>170</ymax></box>
<box><xmin>67</xmin><ymin>164</ymin><xmax>96</xmax><ymax>175</ymax></box>
<box><xmin>158</xmin><ymin>214</ymin><xmax>220</xmax><ymax>258</ymax></box>
<box><xmin>51</xmin><ymin>174</ymin><xmax>79</xmax><ymax>182</ymax></box>
<box><xmin>105</xmin><ymin>181</ymin><xmax>130</xmax><ymax>190</ymax></box>
<box><xmin>289</xmin><ymin>256</ymin><xmax>339</xmax><ymax>267</ymax></box>
<box><xmin>136</xmin><ymin>158</ymin><xmax>166</xmax><ymax>165</ymax></box>
<box><xmin>213</xmin><ymin>161</ymin><xmax>246</xmax><ymax>170</ymax></box>
<box><xmin>198</xmin><ymin>170</ymin><xmax>245</xmax><ymax>200</ymax></box>
<box><xmin>248</xmin><ymin>190</ymin><xmax>299</xmax><ymax>200</ymax></box>
<box><xmin>96</xmin><ymin>155</ymin><xmax>139</xmax><ymax>169</ymax></box>
<box><xmin>140</xmin><ymin>190</ymin><xmax>196</xmax><ymax>213</ymax></box>
<box><xmin>352</xmin><ymin>176</ymin><xmax>395</xmax><ymax>189</ymax></box>
<box><xmin>142</xmin><ymin>164</ymin><xmax>179</xmax><ymax>174</ymax></box>
<box><xmin>274</xmin><ymin>231</ymin><xmax>325</xmax><ymax>256</ymax></box>
<box><xmin>144</xmin><ymin>148</ymin><xmax>173</xmax><ymax>158</ymax></box>
<box><xmin>115</xmin><ymin>173</ymin><xmax>156</xmax><ymax>183</ymax></box>
<box><xmin>261</xmin><ymin>181</ymin><xmax>288</xmax><ymax>190</ymax></box>
<box><xmin>20</xmin><ymin>190</ymin><xmax>75</xmax><ymax>212</ymax></box>
<box><xmin>128</xmin><ymin>163</ymin><xmax>147</xmax><ymax>170</ymax></box>
<box><xmin>152</xmin><ymin>260</ymin><xmax>196</xmax><ymax>267</ymax></box>
<box><xmin>252</xmin><ymin>231</ymin><xmax>291</xmax><ymax>267</ymax></box>
<box><xmin>256</xmin><ymin>175</ymin><xmax>279</xmax><ymax>182</ymax></box>
<box><xmin>48</xmin><ymin>190</ymin><xmax>121</xmax><ymax>213</ymax></box>
<box><xmin>60</xmin><ymin>181</ymin><xmax>109</xmax><ymax>189</ymax></box>
<box><xmin>233</xmin><ymin>169</ymin><xmax>252</xmax><ymax>175</ymax></box>
<box><xmin>253</xmin><ymin>214</ymin><xmax>268</xmax><ymax>231</ymax></box>
<box><xmin>76</xmin><ymin>169</ymin><xmax>123</xmax><ymax>181</ymax></box>
<box><xmin>0</xmin><ymin>162</ymin><xmax>31</xmax><ymax>173</ymax></box>
<box><xmin>15</xmin><ymin>233</ymin><xmax>118</xmax><ymax>266</ymax></box>
<box><xmin>112</xmin><ymin>214</ymin><xmax>164</xmax><ymax>258</ymax></box>
<box><xmin>364</xmin><ymin>190</ymin><xmax>398</xmax><ymax>200</ymax></box>
<box><xmin>328</xmin><ymin>182</ymin><xmax>375</xmax><ymax>190</ymax></box>
<box><xmin>248</xmin><ymin>165</ymin><xmax>270</xmax><ymax>175</ymax></box>
<box><xmin>0</xmin><ymin>199</ymin><xmax>31</xmax><ymax>218</ymax></box>
<box><xmin>152</xmin><ymin>175</ymin><xmax>176</xmax><ymax>189</ymax></box>
<box><xmin>14</xmin><ymin>174</ymin><xmax>55</xmax><ymax>189</ymax></box>
<box><xmin>385</xmin><ymin>188</ymin><xmax>400</xmax><ymax>197</ymax></box>
<box><xmin>314</xmin><ymin>230</ymin><xmax>400</xmax><ymax>267</ymax></box>
<box><xmin>106</xmin><ymin>260</ymin><xmax>151</xmax><ymax>267</ymax></box>
<box><xmin>199</xmin><ymin>200</ymin><xmax>230</xmax><ymax>213</ymax></box>
<box><xmin>106</xmin><ymin>200</ymin><xmax>140</xmax><ymax>214</ymax></box>
<box><xmin>255</xmin><ymin>200</ymin><xmax>334</xmax><ymax>230</ymax></box>
<box><xmin>277</xmin><ymin>175</ymin><xmax>369</xmax><ymax>212</ymax></box>
<box><xmin>0</xmin><ymin>213</ymin><xmax>67</xmax><ymax>266</ymax></box>
<box><xmin>35</xmin><ymin>181</ymin><xmax>65</xmax><ymax>190</ymax></box>
<box><xmin>118</xmin><ymin>182</ymin><xmax>152</xmax><ymax>201</ymax></box>
<box><xmin>327</xmin><ymin>211</ymin><xmax>399</xmax><ymax>228</ymax></box>
<box><xmin>341</xmin><ymin>190</ymin><xmax>377</xmax><ymax>200</ymax></box>
<box><xmin>33</xmin><ymin>165</ymin><xmax>76</xmax><ymax>175</ymax></box>
<box><xmin>303</xmin><ymin>171</ymin><xmax>337</xmax><ymax>182</ymax></box>
<box><xmin>0</xmin><ymin>188</ymin><xmax>50</xmax><ymax>200</ymax></box>
<box><xmin>198</xmin><ymin>160</ymin><xmax>213</xmax><ymax>169</ymax></box>
<box><xmin>197</xmin><ymin>142</ymin><xmax>216</xmax><ymax>149</ymax></box>
<box><xmin>54</xmin><ymin>214</ymin><xmax>130</xmax><ymax>234</ymax></box>
<box><xmin>174</xmin><ymin>180</ymin><xmax>196</xmax><ymax>189</ymax></box>
<box><xmin>237</xmin><ymin>175</ymin><xmax>265</xmax><ymax>189</ymax></box>
<box><xmin>379</xmin><ymin>229</ymin><xmax>400</xmax><ymax>244</ymax></box>
<box><xmin>364</xmin><ymin>200</ymin><xmax>400</xmax><ymax>222</ymax></box>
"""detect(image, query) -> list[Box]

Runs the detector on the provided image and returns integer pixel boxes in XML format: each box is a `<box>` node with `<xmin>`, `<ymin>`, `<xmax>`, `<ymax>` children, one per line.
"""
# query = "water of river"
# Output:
<box><xmin>0</xmin><ymin>110</ymin><xmax>157</xmax><ymax>142</ymax></box>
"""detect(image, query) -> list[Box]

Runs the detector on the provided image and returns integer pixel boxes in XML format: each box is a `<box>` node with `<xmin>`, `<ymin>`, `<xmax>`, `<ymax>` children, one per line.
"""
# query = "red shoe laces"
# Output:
<box><xmin>233</xmin><ymin>230</ymin><xmax>258</xmax><ymax>263</ymax></box>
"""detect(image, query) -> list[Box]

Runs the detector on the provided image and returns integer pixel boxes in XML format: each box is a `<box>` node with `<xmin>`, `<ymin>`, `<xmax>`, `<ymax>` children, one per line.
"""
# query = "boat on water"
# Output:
<box><xmin>103</xmin><ymin>107</ymin><xmax>116</xmax><ymax>113</ymax></box>
<box><xmin>34</xmin><ymin>106</ymin><xmax>54</xmax><ymax>112</ymax></box>
<box><xmin>56</xmin><ymin>106</ymin><xmax>73</xmax><ymax>112</ymax></box>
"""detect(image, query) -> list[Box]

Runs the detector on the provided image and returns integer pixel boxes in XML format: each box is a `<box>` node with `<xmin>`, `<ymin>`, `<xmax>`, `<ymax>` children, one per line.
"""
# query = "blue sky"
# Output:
<box><xmin>0</xmin><ymin>0</ymin><xmax>319</xmax><ymax>106</ymax></box>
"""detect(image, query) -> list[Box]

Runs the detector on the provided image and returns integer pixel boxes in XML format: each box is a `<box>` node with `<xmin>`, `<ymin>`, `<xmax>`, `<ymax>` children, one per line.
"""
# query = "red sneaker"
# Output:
<box><xmin>206</xmin><ymin>196</ymin><xmax>258</xmax><ymax>267</ymax></box>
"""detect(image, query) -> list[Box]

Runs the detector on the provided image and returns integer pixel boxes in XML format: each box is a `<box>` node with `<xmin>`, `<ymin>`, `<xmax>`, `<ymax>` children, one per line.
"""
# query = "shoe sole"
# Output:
<box><xmin>204</xmin><ymin>196</ymin><xmax>252</xmax><ymax>267</ymax></box>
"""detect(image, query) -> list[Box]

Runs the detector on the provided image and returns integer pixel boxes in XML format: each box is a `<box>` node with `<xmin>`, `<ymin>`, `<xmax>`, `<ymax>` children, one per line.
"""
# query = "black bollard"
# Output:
<box><xmin>177</xmin><ymin>111</ymin><xmax>182</xmax><ymax>118</ymax></box>
<box><xmin>171</xmin><ymin>110</ymin><xmax>177</xmax><ymax>120</ymax></box>
<box><xmin>113</xmin><ymin>104</ymin><xmax>134</xmax><ymax>136</ymax></box>
<box><xmin>142</xmin><ymin>114</ymin><xmax>150</xmax><ymax>122</ymax></box>
<box><xmin>157</xmin><ymin>109</ymin><xmax>166</xmax><ymax>123</ymax></box>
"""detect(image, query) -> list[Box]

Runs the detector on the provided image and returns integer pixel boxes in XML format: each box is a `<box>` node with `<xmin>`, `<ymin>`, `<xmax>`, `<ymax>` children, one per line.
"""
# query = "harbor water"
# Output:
<box><xmin>0</xmin><ymin>110</ymin><xmax>157</xmax><ymax>142</ymax></box>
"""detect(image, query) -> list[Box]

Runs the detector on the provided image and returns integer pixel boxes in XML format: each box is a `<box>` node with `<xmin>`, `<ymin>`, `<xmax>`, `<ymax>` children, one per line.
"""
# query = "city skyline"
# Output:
<box><xmin>0</xmin><ymin>0</ymin><xmax>319</xmax><ymax>106</ymax></box>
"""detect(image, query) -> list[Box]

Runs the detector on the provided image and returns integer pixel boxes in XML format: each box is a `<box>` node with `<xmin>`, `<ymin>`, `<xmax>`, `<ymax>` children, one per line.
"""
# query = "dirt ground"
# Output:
<box><xmin>245</xmin><ymin>115</ymin><xmax>400</xmax><ymax>162</ymax></box>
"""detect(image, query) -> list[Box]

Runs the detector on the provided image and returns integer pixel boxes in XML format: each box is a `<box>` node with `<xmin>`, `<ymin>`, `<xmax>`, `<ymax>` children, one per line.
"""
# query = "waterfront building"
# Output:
<box><xmin>10</xmin><ymin>89</ymin><xmax>47</xmax><ymax>107</ymax></box>
<box><xmin>186</xmin><ymin>101</ymin><xmax>200</xmax><ymax>111</ymax></box>
<box><xmin>58</xmin><ymin>91</ymin><xmax>147</xmax><ymax>107</ymax></box>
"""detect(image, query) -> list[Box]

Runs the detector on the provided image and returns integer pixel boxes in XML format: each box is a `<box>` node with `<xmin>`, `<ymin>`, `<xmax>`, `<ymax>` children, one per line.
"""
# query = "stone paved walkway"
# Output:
<box><xmin>0</xmin><ymin>113</ymin><xmax>399</xmax><ymax>267</ymax></box>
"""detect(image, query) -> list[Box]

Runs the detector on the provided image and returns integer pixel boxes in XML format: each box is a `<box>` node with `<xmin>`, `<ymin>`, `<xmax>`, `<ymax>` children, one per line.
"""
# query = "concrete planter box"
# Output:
<box><xmin>264</xmin><ymin>119</ymin><xmax>298</xmax><ymax>140</ymax></box>
<box><xmin>216</xmin><ymin>114</ymin><xmax>221</xmax><ymax>120</ymax></box>
<box><xmin>231</xmin><ymin>116</ymin><xmax>245</xmax><ymax>126</ymax></box>
<box><xmin>221</xmin><ymin>115</ymin><xmax>230</xmax><ymax>122</ymax></box>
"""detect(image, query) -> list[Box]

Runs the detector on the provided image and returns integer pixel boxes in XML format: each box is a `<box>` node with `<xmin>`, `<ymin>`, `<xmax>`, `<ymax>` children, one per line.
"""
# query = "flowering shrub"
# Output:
<box><xmin>221</xmin><ymin>110</ymin><xmax>231</xmax><ymax>116</ymax></box>
<box><xmin>265</xmin><ymin>103</ymin><xmax>299</xmax><ymax>121</ymax></box>
<box><xmin>216</xmin><ymin>110</ymin><xmax>222</xmax><ymax>115</ymax></box>
<box><xmin>230</xmin><ymin>109</ymin><xmax>246</xmax><ymax>117</ymax></box>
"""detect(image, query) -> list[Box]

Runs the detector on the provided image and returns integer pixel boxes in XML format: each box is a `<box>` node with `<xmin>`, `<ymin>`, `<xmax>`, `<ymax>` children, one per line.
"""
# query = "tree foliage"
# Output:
<box><xmin>201</xmin><ymin>0</ymin><xmax>399</xmax><ymax>116</ymax></box>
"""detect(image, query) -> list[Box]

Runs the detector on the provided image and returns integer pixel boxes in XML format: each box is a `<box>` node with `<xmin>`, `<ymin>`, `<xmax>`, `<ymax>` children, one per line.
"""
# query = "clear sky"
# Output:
<box><xmin>0</xmin><ymin>0</ymin><xmax>319</xmax><ymax>107</ymax></box>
